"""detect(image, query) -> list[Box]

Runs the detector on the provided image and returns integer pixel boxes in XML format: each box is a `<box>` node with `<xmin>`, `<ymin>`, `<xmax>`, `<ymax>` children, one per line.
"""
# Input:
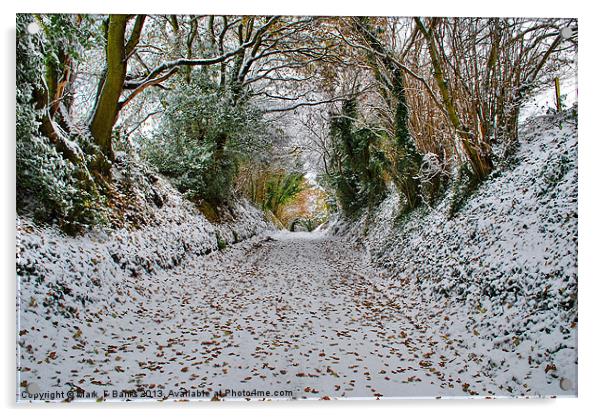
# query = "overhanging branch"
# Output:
<box><xmin>119</xmin><ymin>67</ymin><xmax>179</xmax><ymax>110</ymax></box>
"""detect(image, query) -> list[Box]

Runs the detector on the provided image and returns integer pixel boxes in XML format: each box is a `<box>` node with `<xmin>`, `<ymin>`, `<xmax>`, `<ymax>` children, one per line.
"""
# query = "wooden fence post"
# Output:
<box><xmin>555</xmin><ymin>77</ymin><xmax>562</xmax><ymax>112</ymax></box>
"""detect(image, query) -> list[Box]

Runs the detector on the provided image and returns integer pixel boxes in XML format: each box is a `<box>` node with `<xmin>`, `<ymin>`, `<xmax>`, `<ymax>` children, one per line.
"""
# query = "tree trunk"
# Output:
<box><xmin>89</xmin><ymin>15</ymin><xmax>129</xmax><ymax>168</ymax></box>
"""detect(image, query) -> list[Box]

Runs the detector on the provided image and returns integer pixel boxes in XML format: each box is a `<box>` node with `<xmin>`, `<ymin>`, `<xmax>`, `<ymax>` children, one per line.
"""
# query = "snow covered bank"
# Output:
<box><xmin>17</xmin><ymin>195</ymin><xmax>270</xmax><ymax>291</ymax></box>
<box><xmin>331</xmin><ymin>109</ymin><xmax>578</xmax><ymax>396</ymax></box>
<box><xmin>18</xmin><ymin>153</ymin><xmax>273</xmax><ymax>276</ymax></box>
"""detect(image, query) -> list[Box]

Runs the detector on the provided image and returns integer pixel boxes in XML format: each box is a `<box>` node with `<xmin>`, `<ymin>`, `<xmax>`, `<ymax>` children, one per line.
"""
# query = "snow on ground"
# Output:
<box><xmin>331</xmin><ymin>108</ymin><xmax>578</xmax><ymax>397</ymax></box>
<box><xmin>18</xmin><ymin>228</ymin><xmax>513</xmax><ymax>402</ymax></box>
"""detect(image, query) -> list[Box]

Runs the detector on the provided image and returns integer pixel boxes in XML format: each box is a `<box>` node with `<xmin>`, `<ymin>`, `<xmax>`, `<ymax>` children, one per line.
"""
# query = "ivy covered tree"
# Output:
<box><xmin>16</xmin><ymin>15</ymin><xmax>107</xmax><ymax>234</ymax></box>
<box><xmin>352</xmin><ymin>17</ymin><xmax>424</xmax><ymax>211</ymax></box>
<box><xmin>324</xmin><ymin>98</ymin><xmax>387</xmax><ymax>216</ymax></box>
<box><xmin>262</xmin><ymin>172</ymin><xmax>305</xmax><ymax>220</ymax></box>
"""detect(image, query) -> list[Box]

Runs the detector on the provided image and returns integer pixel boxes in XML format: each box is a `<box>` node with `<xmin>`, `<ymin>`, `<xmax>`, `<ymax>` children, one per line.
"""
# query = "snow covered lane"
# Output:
<box><xmin>19</xmin><ymin>230</ymin><xmax>503</xmax><ymax>402</ymax></box>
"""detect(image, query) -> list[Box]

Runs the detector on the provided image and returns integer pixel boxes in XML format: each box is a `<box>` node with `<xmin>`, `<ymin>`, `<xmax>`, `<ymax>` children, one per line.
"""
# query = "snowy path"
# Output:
<box><xmin>20</xmin><ymin>231</ymin><xmax>502</xmax><ymax>401</ymax></box>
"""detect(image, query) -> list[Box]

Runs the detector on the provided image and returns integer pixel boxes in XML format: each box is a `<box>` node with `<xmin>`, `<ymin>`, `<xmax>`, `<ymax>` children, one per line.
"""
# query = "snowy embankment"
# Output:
<box><xmin>17</xmin><ymin>164</ymin><xmax>272</xmax><ymax>283</ymax></box>
<box><xmin>331</xmin><ymin>109</ymin><xmax>578</xmax><ymax>396</ymax></box>
<box><xmin>17</xmin><ymin>194</ymin><xmax>269</xmax><ymax>293</ymax></box>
